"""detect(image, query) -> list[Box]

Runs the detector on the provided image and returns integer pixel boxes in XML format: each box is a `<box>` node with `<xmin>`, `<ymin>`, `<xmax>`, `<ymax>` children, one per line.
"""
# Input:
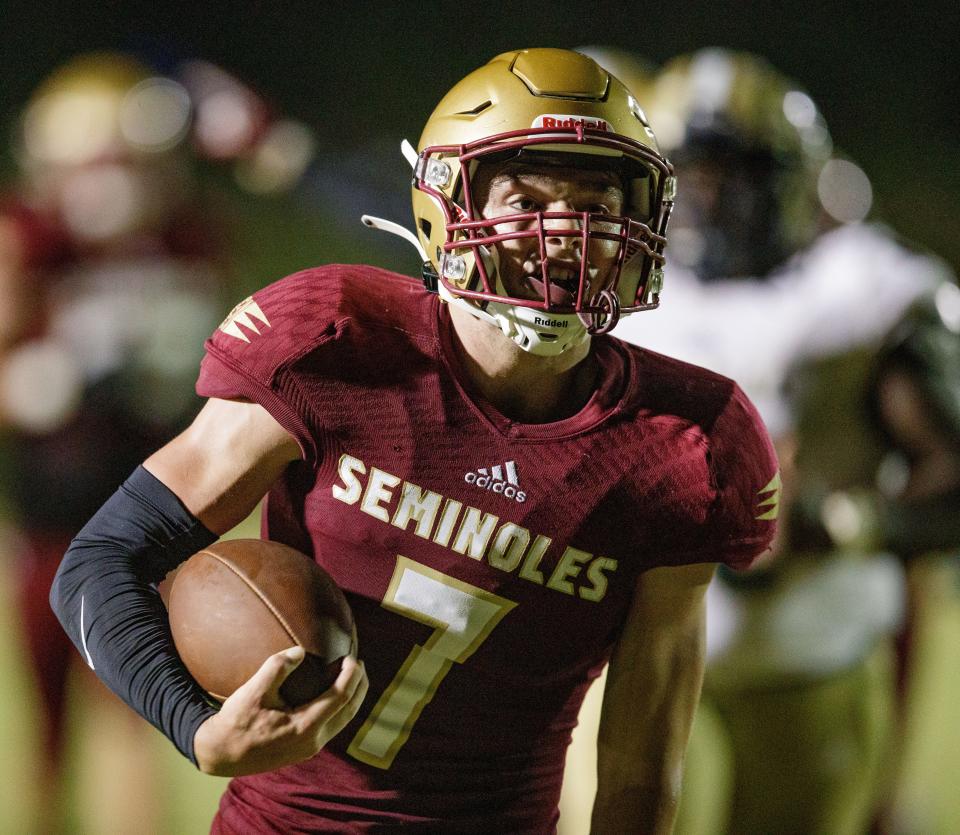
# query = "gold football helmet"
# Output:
<box><xmin>19</xmin><ymin>53</ymin><xmax>192</xmax><ymax>168</ymax></box>
<box><xmin>391</xmin><ymin>48</ymin><xmax>675</xmax><ymax>355</ymax></box>
<box><xmin>574</xmin><ymin>46</ymin><xmax>657</xmax><ymax>108</ymax></box>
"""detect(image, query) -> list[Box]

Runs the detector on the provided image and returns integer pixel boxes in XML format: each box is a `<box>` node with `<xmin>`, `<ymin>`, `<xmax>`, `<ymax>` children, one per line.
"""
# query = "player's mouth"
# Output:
<box><xmin>521</xmin><ymin>258</ymin><xmax>597</xmax><ymax>306</ymax></box>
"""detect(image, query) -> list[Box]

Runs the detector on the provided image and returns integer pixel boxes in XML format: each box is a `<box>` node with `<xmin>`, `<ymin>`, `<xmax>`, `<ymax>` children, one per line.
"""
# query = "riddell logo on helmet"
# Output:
<box><xmin>533</xmin><ymin>114</ymin><xmax>609</xmax><ymax>132</ymax></box>
<box><xmin>534</xmin><ymin>316</ymin><xmax>568</xmax><ymax>328</ymax></box>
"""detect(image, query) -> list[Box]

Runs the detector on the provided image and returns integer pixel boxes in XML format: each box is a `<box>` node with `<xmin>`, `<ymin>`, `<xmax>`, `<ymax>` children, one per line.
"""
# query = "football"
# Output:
<box><xmin>167</xmin><ymin>538</ymin><xmax>356</xmax><ymax>707</ymax></box>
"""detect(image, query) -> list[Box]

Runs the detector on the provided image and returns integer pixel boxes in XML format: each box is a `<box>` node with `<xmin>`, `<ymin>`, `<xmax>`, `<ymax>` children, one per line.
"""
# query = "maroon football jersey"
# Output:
<box><xmin>197</xmin><ymin>265</ymin><xmax>778</xmax><ymax>833</ymax></box>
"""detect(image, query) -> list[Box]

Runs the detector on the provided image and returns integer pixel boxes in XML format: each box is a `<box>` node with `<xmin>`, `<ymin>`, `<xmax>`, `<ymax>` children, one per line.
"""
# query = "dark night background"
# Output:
<box><xmin>2</xmin><ymin>0</ymin><xmax>958</xmax><ymax>275</ymax></box>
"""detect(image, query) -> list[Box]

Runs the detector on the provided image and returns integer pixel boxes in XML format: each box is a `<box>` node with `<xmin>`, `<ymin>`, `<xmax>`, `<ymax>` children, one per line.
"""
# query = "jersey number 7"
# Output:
<box><xmin>347</xmin><ymin>555</ymin><xmax>516</xmax><ymax>768</ymax></box>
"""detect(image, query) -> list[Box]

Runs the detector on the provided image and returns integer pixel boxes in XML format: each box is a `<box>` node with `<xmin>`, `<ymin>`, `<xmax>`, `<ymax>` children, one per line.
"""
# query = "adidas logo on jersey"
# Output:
<box><xmin>464</xmin><ymin>460</ymin><xmax>527</xmax><ymax>503</ymax></box>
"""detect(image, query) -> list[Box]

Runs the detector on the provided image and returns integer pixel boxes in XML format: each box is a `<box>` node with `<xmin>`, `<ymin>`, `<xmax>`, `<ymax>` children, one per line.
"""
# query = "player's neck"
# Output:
<box><xmin>447</xmin><ymin>304</ymin><xmax>598</xmax><ymax>424</ymax></box>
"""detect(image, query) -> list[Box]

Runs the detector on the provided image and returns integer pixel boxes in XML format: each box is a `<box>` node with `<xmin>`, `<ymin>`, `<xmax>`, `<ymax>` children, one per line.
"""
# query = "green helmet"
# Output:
<box><xmin>645</xmin><ymin>48</ymin><xmax>832</xmax><ymax>280</ymax></box>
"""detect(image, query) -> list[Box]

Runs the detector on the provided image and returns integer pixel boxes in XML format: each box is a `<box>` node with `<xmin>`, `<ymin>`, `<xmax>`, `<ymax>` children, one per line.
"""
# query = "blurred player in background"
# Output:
<box><xmin>50</xmin><ymin>48</ymin><xmax>781</xmax><ymax>832</ymax></box>
<box><xmin>0</xmin><ymin>51</ymin><xmax>315</xmax><ymax>832</ymax></box>
<box><xmin>0</xmin><ymin>52</ymin><xmax>225</xmax><ymax>833</ymax></box>
<box><xmin>637</xmin><ymin>48</ymin><xmax>954</xmax><ymax>834</ymax></box>
<box><xmin>857</xmin><ymin>286</ymin><xmax>960</xmax><ymax>833</ymax></box>
<box><xmin>564</xmin><ymin>47</ymin><xmax>956</xmax><ymax>835</ymax></box>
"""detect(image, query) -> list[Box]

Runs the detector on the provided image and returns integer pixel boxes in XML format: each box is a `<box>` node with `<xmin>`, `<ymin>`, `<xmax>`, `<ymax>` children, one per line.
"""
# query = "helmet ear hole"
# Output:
<box><xmin>419</xmin><ymin>218</ymin><xmax>432</xmax><ymax>238</ymax></box>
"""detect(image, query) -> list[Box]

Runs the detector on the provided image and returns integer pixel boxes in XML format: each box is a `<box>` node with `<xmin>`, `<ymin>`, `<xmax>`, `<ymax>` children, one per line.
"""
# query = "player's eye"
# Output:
<box><xmin>510</xmin><ymin>196</ymin><xmax>539</xmax><ymax>212</ymax></box>
<box><xmin>583</xmin><ymin>194</ymin><xmax>623</xmax><ymax>214</ymax></box>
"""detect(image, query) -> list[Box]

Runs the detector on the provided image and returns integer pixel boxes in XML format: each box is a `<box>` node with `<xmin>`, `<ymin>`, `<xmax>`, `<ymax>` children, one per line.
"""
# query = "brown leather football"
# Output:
<box><xmin>167</xmin><ymin>539</ymin><xmax>356</xmax><ymax>707</ymax></box>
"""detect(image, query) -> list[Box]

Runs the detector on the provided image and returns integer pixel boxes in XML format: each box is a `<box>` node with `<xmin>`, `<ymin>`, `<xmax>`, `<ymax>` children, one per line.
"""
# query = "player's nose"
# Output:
<box><xmin>543</xmin><ymin>204</ymin><xmax>582</xmax><ymax>255</ymax></box>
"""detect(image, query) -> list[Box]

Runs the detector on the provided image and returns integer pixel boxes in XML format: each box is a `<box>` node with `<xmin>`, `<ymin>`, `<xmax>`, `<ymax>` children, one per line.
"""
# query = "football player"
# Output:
<box><xmin>0</xmin><ymin>52</ymin><xmax>229</xmax><ymax>832</ymax></box>
<box><xmin>610</xmin><ymin>47</ymin><xmax>953</xmax><ymax>835</ymax></box>
<box><xmin>50</xmin><ymin>49</ymin><xmax>779</xmax><ymax>832</ymax></box>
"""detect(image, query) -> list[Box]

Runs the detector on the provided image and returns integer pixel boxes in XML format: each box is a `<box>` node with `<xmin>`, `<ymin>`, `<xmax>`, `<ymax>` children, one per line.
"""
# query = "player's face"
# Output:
<box><xmin>668</xmin><ymin>151</ymin><xmax>782</xmax><ymax>280</ymax></box>
<box><xmin>474</xmin><ymin>164</ymin><xmax>625</xmax><ymax>306</ymax></box>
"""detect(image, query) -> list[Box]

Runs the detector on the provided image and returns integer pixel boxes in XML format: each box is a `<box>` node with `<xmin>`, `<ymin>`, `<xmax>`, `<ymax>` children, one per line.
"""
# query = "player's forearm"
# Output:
<box><xmin>590</xmin><ymin>691</ymin><xmax>695</xmax><ymax>835</ymax></box>
<box><xmin>590</xmin><ymin>566</ymin><xmax>710</xmax><ymax>834</ymax></box>
<box><xmin>50</xmin><ymin>466</ymin><xmax>219</xmax><ymax>764</ymax></box>
<box><xmin>590</xmin><ymin>761</ymin><xmax>681</xmax><ymax>834</ymax></box>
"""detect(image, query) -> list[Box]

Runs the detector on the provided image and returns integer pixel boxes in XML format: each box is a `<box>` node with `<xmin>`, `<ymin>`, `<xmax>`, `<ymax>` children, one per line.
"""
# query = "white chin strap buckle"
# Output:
<box><xmin>487</xmin><ymin>302</ymin><xmax>589</xmax><ymax>357</ymax></box>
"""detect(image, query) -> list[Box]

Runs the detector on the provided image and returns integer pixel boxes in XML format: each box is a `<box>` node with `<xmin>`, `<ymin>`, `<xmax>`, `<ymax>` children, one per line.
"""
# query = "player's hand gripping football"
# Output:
<box><xmin>193</xmin><ymin>647</ymin><xmax>368</xmax><ymax>776</ymax></box>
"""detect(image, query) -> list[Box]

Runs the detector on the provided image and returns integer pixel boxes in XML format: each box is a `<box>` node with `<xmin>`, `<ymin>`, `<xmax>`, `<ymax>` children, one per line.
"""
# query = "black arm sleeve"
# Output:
<box><xmin>49</xmin><ymin>466</ymin><xmax>220</xmax><ymax>765</ymax></box>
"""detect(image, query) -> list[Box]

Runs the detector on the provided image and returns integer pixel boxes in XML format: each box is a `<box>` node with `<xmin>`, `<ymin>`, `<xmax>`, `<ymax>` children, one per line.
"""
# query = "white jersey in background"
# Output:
<box><xmin>616</xmin><ymin>221</ymin><xmax>950</xmax><ymax>679</ymax></box>
<box><xmin>618</xmin><ymin>221</ymin><xmax>947</xmax><ymax>436</ymax></box>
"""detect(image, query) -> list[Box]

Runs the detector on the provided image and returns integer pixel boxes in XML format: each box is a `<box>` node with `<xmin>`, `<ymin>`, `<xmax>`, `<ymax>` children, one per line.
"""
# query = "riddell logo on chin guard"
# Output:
<box><xmin>533</xmin><ymin>114</ymin><xmax>609</xmax><ymax>132</ymax></box>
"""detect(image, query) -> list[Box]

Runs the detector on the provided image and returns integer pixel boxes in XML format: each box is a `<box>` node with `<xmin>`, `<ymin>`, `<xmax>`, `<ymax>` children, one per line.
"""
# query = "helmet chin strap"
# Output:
<box><xmin>360</xmin><ymin>214</ymin><xmax>428</xmax><ymax>261</ymax></box>
<box><xmin>358</xmin><ymin>139</ymin><xmax>430</xmax><ymax>261</ymax></box>
<box><xmin>486</xmin><ymin>302</ymin><xmax>589</xmax><ymax>356</ymax></box>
